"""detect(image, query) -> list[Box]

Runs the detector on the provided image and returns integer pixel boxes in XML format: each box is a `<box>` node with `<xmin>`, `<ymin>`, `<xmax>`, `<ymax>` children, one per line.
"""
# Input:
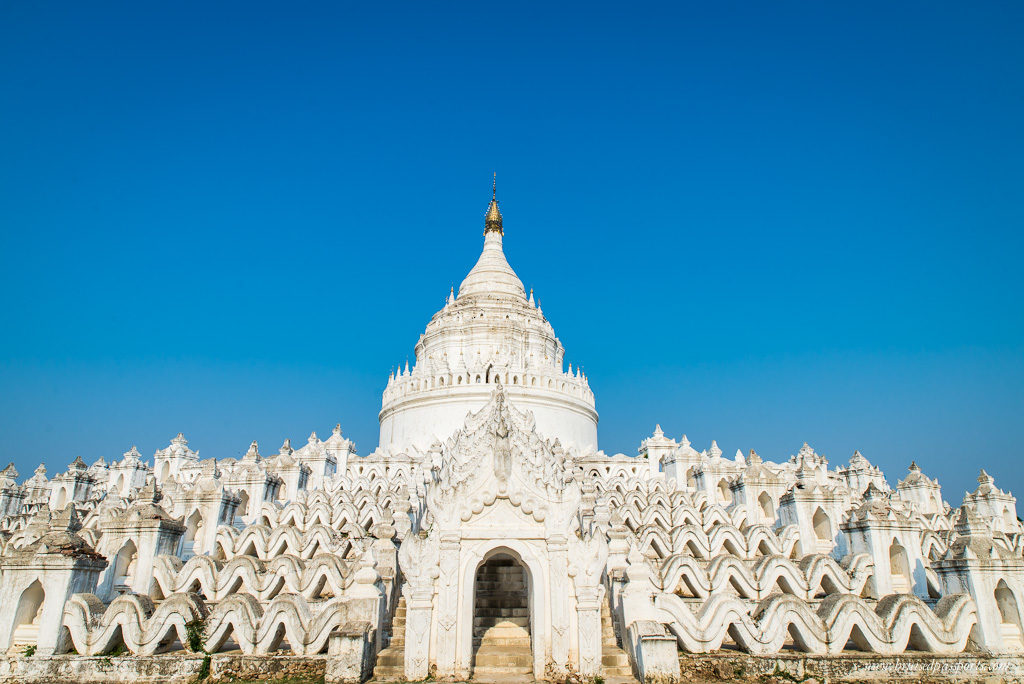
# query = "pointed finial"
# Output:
<box><xmin>484</xmin><ymin>175</ymin><xmax>503</xmax><ymax>235</ymax></box>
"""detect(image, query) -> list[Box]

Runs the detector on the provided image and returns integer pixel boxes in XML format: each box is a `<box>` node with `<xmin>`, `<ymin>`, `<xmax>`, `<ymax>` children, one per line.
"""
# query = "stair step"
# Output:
<box><xmin>604</xmin><ymin>665</ymin><xmax>634</xmax><ymax>674</ymax></box>
<box><xmin>372</xmin><ymin>597</ymin><xmax>407</xmax><ymax>681</ymax></box>
<box><xmin>371</xmin><ymin>667</ymin><xmax>406</xmax><ymax>682</ymax></box>
<box><xmin>472</xmin><ymin>666</ymin><xmax>533</xmax><ymax>682</ymax></box>
<box><xmin>474</xmin><ymin>628</ymin><xmax>530</xmax><ymax>639</ymax></box>
<box><xmin>474</xmin><ymin>639</ymin><xmax>531</xmax><ymax>649</ymax></box>
<box><xmin>603</xmin><ymin>652</ymin><xmax>630</xmax><ymax>666</ymax></box>
<box><xmin>600</xmin><ymin>595</ymin><xmax>636</xmax><ymax>681</ymax></box>
<box><xmin>474</xmin><ymin>616</ymin><xmax>528</xmax><ymax>626</ymax></box>
<box><xmin>475</xmin><ymin>642</ymin><xmax>531</xmax><ymax>653</ymax></box>
<box><xmin>475</xmin><ymin>629</ymin><xmax>530</xmax><ymax>640</ymax></box>
<box><xmin>473</xmin><ymin>607</ymin><xmax>528</xmax><ymax>617</ymax></box>
<box><xmin>474</xmin><ymin>600</ymin><xmax>530</xmax><ymax>610</ymax></box>
<box><xmin>474</xmin><ymin>652</ymin><xmax>533</xmax><ymax>668</ymax></box>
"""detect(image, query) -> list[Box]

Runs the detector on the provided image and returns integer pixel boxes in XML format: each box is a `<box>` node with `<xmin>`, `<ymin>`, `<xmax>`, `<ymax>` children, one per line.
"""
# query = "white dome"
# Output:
<box><xmin>456</xmin><ymin>231</ymin><xmax>527</xmax><ymax>302</ymax></box>
<box><xmin>378</xmin><ymin>193</ymin><xmax>597</xmax><ymax>455</ymax></box>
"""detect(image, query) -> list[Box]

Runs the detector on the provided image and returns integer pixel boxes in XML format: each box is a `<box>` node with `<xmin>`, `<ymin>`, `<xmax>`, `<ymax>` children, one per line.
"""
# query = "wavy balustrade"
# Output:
<box><xmin>63</xmin><ymin>592</ymin><xmax>208</xmax><ymax>656</ymax></box>
<box><xmin>655</xmin><ymin>591</ymin><xmax>976</xmax><ymax>655</ymax></box>
<box><xmin>659</xmin><ymin>552</ymin><xmax>874</xmax><ymax>600</ymax></box>
<box><xmin>152</xmin><ymin>552</ymin><xmax>356</xmax><ymax>601</ymax></box>
<box><xmin>62</xmin><ymin>590</ymin><xmax>370</xmax><ymax>656</ymax></box>
<box><xmin>633</xmin><ymin>522</ymin><xmax>800</xmax><ymax>561</ymax></box>
<box><xmin>211</xmin><ymin>523</ymin><xmax>361</xmax><ymax>561</ymax></box>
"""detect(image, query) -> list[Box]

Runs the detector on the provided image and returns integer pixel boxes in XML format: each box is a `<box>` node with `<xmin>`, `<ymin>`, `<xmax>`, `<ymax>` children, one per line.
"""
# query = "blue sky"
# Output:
<box><xmin>1</xmin><ymin>2</ymin><xmax>1022</xmax><ymax>502</ymax></box>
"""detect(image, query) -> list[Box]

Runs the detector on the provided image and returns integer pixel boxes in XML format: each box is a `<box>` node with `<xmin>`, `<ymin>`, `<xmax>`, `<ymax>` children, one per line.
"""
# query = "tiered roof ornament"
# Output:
<box><xmin>898</xmin><ymin>461</ymin><xmax>938</xmax><ymax>488</ymax></box>
<box><xmin>0</xmin><ymin>463</ymin><xmax>18</xmax><ymax>483</ymax></box>
<box><xmin>242</xmin><ymin>440</ymin><xmax>261</xmax><ymax>462</ymax></box>
<box><xmin>155</xmin><ymin>432</ymin><xmax>199</xmax><ymax>461</ymax></box>
<box><xmin>708</xmin><ymin>440</ymin><xmax>723</xmax><ymax>460</ymax></box>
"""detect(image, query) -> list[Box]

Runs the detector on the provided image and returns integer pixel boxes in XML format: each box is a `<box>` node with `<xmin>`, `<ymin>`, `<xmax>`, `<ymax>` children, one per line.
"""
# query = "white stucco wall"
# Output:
<box><xmin>379</xmin><ymin>385</ymin><xmax>597</xmax><ymax>454</ymax></box>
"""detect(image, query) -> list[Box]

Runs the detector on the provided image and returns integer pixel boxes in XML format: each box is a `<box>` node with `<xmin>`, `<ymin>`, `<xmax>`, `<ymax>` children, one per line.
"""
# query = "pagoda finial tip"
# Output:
<box><xmin>484</xmin><ymin>174</ymin><xmax>503</xmax><ymax>234</ymax></box>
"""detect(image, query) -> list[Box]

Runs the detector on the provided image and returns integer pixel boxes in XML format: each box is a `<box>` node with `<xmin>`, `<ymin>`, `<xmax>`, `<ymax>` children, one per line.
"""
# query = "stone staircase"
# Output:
<box><xmin>601</xmin><ymin>598</ymin><xmax>636</xmax><ymax>682</ymax></box>
<box><xmin>472</xmin><ymin>558</ymin><xmax>533</xmax><ymax>682</ymax></box>
<box><xmin>372</xmin><ymin>571</ymin><xmax>635</xmax><ymax>683</ymax></box>
<box><xmin>370</xmin><ymin>596</ymin><xmax>406</xmax><ymax>681</ymax></box>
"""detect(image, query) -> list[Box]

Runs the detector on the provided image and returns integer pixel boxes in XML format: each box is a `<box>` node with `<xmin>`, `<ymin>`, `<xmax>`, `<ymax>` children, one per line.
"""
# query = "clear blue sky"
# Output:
<box><xmin>1</xmin><ymin>2</ymin><xmax>1022</xmax><ymax>503</ymax></box>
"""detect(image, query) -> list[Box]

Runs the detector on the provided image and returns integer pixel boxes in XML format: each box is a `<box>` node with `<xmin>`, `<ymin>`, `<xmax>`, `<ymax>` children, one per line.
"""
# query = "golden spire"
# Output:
<box><xmin>484</xmin><ymin>173</ymin><xmax>503</xmax><ymax>235</ymax></box>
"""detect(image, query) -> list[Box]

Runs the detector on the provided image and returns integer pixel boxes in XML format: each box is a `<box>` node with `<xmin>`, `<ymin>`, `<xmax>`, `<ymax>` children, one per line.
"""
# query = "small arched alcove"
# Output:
<box><xmin>996</xmin><ymin>579</ymin><xmax>1024</xmax><ymax>649</ymax></box>
<box><xmin>758</xmin><ymin>492</ymin><xmax>774</xmax><ymax>521</ymax></box>
<box><xmin>717</xmin><ymin>479</ymin><xmax>732</xmax><ymax>505</ymax></box>
<box><xmin>470</xmin><ymin>550</ymin><xmax>534</xmax><ymax>679</ymax></box>
<box><xmin>112</xmin><ymin>540</ymin><xmax>138</xmax><ymax>593</ymax></box>
<box><xmin>889</xmin><ymin>539</ymin><xmax>911</xmax><ymax>593</ymax></box>
<box><xmin>9</xmin><ymin>580</ymin><xmax>45</xmax><ymax>649</ymax></box>
<box><xmin>182</xmin><ymin>510</ymin><xmax>203</xmax><ymax>558</ymax></box>
<box><xmin>812</xmin><ymin>507</ymin><xmax>831</xmax><ymax>542</ymax></box>
<box><xmin>236</xmin><ymin>491</ymin><xmax>250</xmax><ymax>521</ymax></box>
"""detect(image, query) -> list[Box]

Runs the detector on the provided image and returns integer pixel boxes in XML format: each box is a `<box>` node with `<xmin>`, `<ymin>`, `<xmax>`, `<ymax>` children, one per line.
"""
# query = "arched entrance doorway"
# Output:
<box><xmin>471</xmin><ymin>553</ymin><xmax>532</xmax><ymax>678</ymax></box>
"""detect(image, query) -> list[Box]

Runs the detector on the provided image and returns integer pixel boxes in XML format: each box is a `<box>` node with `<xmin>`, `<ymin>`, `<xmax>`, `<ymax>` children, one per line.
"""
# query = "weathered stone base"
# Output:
<box><xmin>679</xmin><ymin>651</ymin><xmax>1024</xmax><ymax>684</ymax></box>
<box><xmin>212</xmin><ymin>654</ymin><xmax>326</xmax><ymax>682</ymax></box>
<box><xmin>7</xmin><ymin>651</ymin><xmax>1024</xmax><ymax>684</ymax></box>
<box><xmin>0</xmin><ymin>653</ymin><xmax>328</xmax><ymax>684</ymax></box>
